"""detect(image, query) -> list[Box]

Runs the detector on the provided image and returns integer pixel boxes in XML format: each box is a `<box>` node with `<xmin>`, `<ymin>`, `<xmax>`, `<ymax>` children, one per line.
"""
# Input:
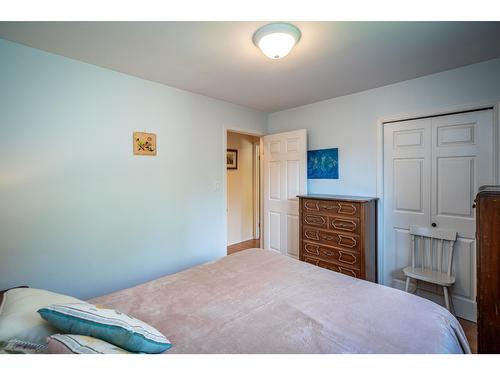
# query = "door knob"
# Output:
<box><xmin>431</xmin><ymin>222</ymin><xmax>437</xmax><ymax>227</ymax></box>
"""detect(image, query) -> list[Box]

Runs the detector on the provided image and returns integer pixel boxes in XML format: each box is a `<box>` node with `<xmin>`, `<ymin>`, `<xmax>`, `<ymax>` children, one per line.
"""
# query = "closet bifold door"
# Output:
<box><xmin>429</xmin><ymin>111</ymin><xmax>493</xmax><ymax>321</ymax></box>
<box><xmin>383</xmin><ymin>109</ymin><xmax>493</xmax><ymax>320</ymax></box>
<box><xmin>383</xmin><ymin>118</ymin><xmax>432</xmax><ymax>289</ymax></box>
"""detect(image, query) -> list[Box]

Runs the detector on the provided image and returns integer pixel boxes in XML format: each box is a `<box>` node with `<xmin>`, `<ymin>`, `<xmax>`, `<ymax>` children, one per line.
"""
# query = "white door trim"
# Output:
<box><xmin>253</xmin><ymin>142</ymin><xmax>261</xmax><ymax>239</ymax></box>
<box><xmin>376</xmin><ymin>100</ymin><xmax>500</xmax><ymax>287</ymax></box>
<box><xmin>223</xmin><ymin>126</ymin><xmax>266</xmax><ymax>250</ymax></box>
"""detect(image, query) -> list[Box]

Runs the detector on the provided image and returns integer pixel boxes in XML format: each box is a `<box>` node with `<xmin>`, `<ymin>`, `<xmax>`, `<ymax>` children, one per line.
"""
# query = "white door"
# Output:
<box><xmin>263</xmin><ymin>129</ymin><xmax>307</xmax><ymax>258</ymax></box>
<box><xmin>383</xmin><ymin>110</ymin><xmax>493</xmax><ymax>321</ymax></box>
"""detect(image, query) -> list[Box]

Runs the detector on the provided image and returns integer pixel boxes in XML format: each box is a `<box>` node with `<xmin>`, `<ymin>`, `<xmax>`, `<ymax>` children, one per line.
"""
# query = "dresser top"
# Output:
<box><xmin>477</xmin><ymin>185</ymin><xmax>500</xmax><ymax>196</ymax></box>
<box><xmin>297</xmin><ymin>194</ymin><xmax>379</xmax><ymax>202</ymax></box>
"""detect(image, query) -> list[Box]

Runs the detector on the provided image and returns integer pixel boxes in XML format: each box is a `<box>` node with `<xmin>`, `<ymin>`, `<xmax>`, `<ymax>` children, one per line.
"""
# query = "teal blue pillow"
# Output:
<box><xmin>38</xmin><ymin>303</ymin><xmax>171</xmax><ymax>354</ymax></box>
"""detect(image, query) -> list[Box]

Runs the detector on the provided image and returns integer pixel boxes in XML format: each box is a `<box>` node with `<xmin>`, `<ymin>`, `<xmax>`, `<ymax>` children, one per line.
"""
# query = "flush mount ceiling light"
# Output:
<box><xmin>253</xmin><ymin>23</ymin><xmax>301</xmax><ymax>60</ymax></box>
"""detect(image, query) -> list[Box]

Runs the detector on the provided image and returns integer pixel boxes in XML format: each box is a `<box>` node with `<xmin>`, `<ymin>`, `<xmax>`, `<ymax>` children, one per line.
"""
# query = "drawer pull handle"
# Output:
<box><xmin>324</xmin><ymin>250</ymin><xmax>333</xmax><ymax>257</ymax></box>
<box><xmin>321</xmin><ymin>206</ymin><xmax>335</xmax><ymax>210</ymax></box>
<box><xmin>331</xmin><ymin>219</ymin><xmax>357</xmax><ymax>232</ymax></box>
<box><xmin>338</xmin><ymin>251</ymin><xmax>356</xmax><ymax>265</ymax></box>
<box><xmin>323</xmin><ymin>235</ymin><xmax>334</xmax><ymax>241</ymax></box>
<box><xmin>304</xmin><ymin>201</ymin><xmax>320</xmax><ymax>211</ymax></box>
<box><xmin>339</xmin><ymin>235</ymin><xmax>357</xmax><ymax>248</ymax></box>
<box><xmin>305</xmin><ymin>215</ymin><xmax>326</xmax><ymax>225</ymax></box>
<box><xmin>304</xmin><ymin>244</ymin><xmax>320</xmax><ymax>255</ymax></box>
<box><xmin>338</xmin><ymin>203</ymin><xmax>357</xmax><ymax>215</ymax></box>
<box><xmin>305</xmin><ymin>231</ymin><xmax>320</xmax><ymax>241</ymax></box>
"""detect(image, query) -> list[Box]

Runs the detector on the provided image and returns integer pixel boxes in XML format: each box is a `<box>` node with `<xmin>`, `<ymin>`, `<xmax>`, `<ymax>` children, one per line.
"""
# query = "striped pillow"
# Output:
<box><xmin>47</xmin><ymin>334</ymin><xmax>130</xmax><ymax>354</ymax></box>
<box><xmin>38</xmin><ymin>303</ymin><xmax>171</xmax><ymax>353</ymax></box>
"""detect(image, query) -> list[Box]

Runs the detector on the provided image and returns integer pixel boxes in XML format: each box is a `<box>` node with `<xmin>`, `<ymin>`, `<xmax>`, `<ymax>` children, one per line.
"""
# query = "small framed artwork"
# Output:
<box><xmin>307</xmin><ymin>148</ymin><xmax>339</xmax><ymax>179</ymax></box>
<box><xmin>133</xmin><ymin>132</ymin><xmax>157</xmax><ymax>156</ymax></box>
<box><xmin>227</xmin><ymin>149</ymin><xmax>238</xmax><ymax>169</ymax></box>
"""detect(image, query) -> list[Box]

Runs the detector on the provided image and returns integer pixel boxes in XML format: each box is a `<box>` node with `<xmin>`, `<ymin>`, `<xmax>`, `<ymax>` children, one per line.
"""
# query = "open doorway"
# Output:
<box><xmin>226</xmin><ymin>131</ymin><xmax>261</xmax><ymax>255</ymax></box>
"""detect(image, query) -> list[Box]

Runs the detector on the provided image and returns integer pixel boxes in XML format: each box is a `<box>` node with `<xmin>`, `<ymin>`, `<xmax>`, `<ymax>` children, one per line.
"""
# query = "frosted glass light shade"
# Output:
<box><xmin>253</xmin><ymin>23</ymin><xmax>301</xmax><ymax>60</ymax></box>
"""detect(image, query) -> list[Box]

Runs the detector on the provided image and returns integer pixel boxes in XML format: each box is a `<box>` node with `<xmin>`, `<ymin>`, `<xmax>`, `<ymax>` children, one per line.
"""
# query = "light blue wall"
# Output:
<box><xmin>268</xmin><ymin>58</ymin><xmax>500</xmax><ymax>196</ymax></box>
<box><xmin>3</xmin><ymin>37</ymin><xmax>500</xmax><ymax>300</ymax></box>
<box><xmin>0</xmin><ymin>39</ymin><xmax>267</xmax><ymax>299</ymax></box>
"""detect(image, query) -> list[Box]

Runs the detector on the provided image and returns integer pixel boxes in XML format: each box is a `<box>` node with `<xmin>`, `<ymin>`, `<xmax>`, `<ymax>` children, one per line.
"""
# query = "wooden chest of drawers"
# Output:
<box><xmin>298</xmin><ymin>195</ymin><xmax>378</xmax><ymax>282</ymax></box>
<box><xmin>476</xmin><ymin>186</ymin><xmax>500</xmax><ymax>353</ymax></box>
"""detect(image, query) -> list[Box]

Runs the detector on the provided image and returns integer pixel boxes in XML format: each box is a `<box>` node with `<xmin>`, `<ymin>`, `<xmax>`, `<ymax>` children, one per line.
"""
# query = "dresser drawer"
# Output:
<box><xmin>303</xmin><ymin>255</ymin><xmax>360</xmax><ymax>278</ymax></box>
<box><xmin>328</xmin><ymin>217</ymin><xmax>360</xmax><ymax>235</ymax></box>
<box><xmin>302</xmin><ymin>241</ymin><xmax>361</xmax><ymax>269</ymax></box>
<box><xmin>302</xmin><ymin>199</ymin><xmax>360</xmax><ymax>218</ymax></box>
<box><xmin>302</xmin><ymin>213</ymin><xmax>329</xmax><ymax>229</ymax></box>
<box><xmin>302</xmin><ymin>213</ymin><xmax>361</xmax><ymax>234</ymax></box>
<box><xmin>303</xmin><ymin>227</ymin><xmax>359</xmax><ymax>251</ymax></box>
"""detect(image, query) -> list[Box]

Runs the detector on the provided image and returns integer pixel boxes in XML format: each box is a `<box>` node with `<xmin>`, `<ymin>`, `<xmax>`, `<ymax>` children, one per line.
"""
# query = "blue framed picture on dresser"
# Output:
<box><xmin>307</xmin><ymin>148</ymin><xmax>339</xmax><ymax>179</ymax></box>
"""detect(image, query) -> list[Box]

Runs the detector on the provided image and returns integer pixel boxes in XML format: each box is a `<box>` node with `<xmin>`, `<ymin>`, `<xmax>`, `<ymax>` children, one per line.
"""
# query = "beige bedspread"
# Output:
<box><xmin>90</xmin><ymin>249</ymin><xmax>470</xmax><ymax>354</ymax></box>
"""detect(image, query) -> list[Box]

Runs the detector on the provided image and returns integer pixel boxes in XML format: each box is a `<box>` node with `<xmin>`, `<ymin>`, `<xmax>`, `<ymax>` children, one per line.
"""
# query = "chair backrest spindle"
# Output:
<box><xmin>437</xmin><ymin>239</ymin><xmax>443</xmax><ymax>273</ymax></box>
<box><xmin>408</xmin><ymin>225</ymin><xmax>457</xmax><ymax>276</ymax></box>
<box><xmin>447</xmin><ymin>242</ymin><xmax>455</xmax><ymax>277</ymax></box>
<box><xmin>411</xmin><ymin>234</ymin><xmax>415</xmax><ymax>268</ymax></box>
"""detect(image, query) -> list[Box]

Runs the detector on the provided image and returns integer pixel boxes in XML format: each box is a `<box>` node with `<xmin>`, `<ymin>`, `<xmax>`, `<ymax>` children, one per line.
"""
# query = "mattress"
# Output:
<box><xmin>89</xmin><ymin>248</ymin><xmax>470</xmax><ymax>353</ymax></box>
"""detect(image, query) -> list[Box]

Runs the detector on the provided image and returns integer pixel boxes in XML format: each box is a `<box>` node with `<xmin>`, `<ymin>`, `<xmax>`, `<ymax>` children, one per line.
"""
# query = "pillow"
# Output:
<box><xmin>0</xmin><ymin>286</ymin><xmax>29</xmax><ymax>315</ymax></box>
<box><xmin>47</xmin><ymin>334</ymin><xmax>130</xmax><ymax>354</ymax></box>
<box><xmin>38</xmin><ymin>303</ymin><xmax>171</xmax><ymax>354</ymax></box>
<box><xmin>0</xmin><ymin>339</ymin><xmax>48</xmax><ymax>354</ymax></box>
<box><xmin>0</xmin><ymin>288</ymin><xmax>83</xmax><ymax>346</ymax></box>
<box><xmin>0</xmin><ymin>291</ymin><xmax>5</xmax><ymax>315</ymax></box>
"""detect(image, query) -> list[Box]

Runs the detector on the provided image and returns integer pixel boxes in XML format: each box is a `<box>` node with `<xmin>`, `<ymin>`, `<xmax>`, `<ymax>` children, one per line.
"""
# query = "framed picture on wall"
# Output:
<box><xmin>307</xmin><ymin>148</ymin><xmax>339</xmax><ymax>179</ymax></box>
<box><xmin>133</xmin><ymin>132</ymin><xmax>157</xmax><ymax>156</ymax></box>
<box><xmin>227</xmin><ymin>149</ymin><xmax>238</xmax><ymax>169</ymax></box>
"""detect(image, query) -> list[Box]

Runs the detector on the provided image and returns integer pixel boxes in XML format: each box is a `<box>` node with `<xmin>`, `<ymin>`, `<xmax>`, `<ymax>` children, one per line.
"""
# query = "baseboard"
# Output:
<box><xmin>227</xmin><ymin>237</ymin><xmax>255</xmax><ymax>246</ymax></box>
<box><xmin>393</xmin><ymin>279</ymin><xmax>477</xmax><ymax>322</ymax></box>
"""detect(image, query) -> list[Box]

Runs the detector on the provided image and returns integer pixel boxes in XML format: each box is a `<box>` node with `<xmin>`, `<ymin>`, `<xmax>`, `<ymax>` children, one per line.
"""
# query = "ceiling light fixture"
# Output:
<box><xmin>253</xmin><ymin>23</ymin><xmax>301</xmax><ymax>60</ymax></box>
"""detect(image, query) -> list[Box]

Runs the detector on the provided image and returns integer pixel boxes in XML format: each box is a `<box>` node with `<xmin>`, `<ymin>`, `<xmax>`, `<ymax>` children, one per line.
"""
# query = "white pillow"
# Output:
<box><xmin>0</xmin><ymin>288</ymin><xmax>83</xmax><ymax>346</ymax></box>
<box><xmin>47</xmin><ymin>334</ymin><xmax>130</xmax><ymax>354</ymax></box>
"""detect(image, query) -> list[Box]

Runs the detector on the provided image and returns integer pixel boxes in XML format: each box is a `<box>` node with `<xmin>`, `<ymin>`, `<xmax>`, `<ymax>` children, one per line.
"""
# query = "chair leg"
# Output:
<box><xmin>443</xmin><ymin>286</ymin><xmax>450</xmax><ymax>311</ymax></box>
<box><xmin>405</xmin><ymin>277</ymin><xmax>411</xmax><ymax>292</ymax></box>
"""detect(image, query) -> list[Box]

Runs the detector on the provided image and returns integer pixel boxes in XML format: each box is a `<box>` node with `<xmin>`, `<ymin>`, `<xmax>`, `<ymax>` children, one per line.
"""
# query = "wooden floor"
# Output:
<box><xmin>458</xmin><ymin>318</ymin><xmax>477</xmax><ymax>353</ymax></box>
<box><xmin>227</xmin><ymin>239</ymin><xmax>260</xmax><ymax>255</ymax></box>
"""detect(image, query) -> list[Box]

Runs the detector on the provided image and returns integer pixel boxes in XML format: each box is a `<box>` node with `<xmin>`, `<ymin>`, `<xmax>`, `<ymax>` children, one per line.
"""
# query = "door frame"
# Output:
<box><xmin>253</xmin><ymin>142</ymin><xmax>261</xmax><ymax>239</ymax></box>
<box><xmin>223</xmin><ymin>126</ymin><xmax>265</xmax><ymax>249</ymax></box>
<box><xmin>376</xmin><ymin>100</ymin><xmax>500</xmax><ymax>287</ymax></box>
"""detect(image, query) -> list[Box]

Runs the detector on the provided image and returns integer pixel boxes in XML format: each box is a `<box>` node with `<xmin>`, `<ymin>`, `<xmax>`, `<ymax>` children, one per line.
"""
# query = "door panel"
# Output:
<box><xmin>269</xmin><ymin>161</ymin><xmax>281</xmax><ymax>200</ymax></box>
<box><xmin>383</xmin><ymin>110</ymin><xmax>493</xmax><ymax>321</ymax></box>
<box><xmin>384</xmin><ymin>119</ymin><xmax>431</xmax><ymax>286</ymax></box>
<box><xmin>393</xmin><ymin>158</ymin><xmax>425</xmax><ymax>213</ymax></box>
<box><xmin>432</xmin><ymin>111</ymin><xmax>493</xmax><ymax>237</ymax></box>
<box><xmin>263</xmin><ymin>129</ymin><xmax>307</xmax><ymax>258</ymax></box>
<box><xmin>286</xmin><ymin>160</ymin><xmax>300</xmax><ymax>200</ymax></box>
<box><xmin>269</xmin><ymin>211</ymin><xmax>281</xmax><ymax>251</ymax></box>
<box><xmin>436</xmin><ymin>156</ymin><xmax>475</xmax><ymax>218</ymax></box>
<box><xmin>452</xmin><ymin>238</ymin><xmax>474</xmax><ymax>297</ymax></box>
<box><xmin>286</xmin><ymin>214</ymin><xmax>299</xmax><ymax>257</ymax></box>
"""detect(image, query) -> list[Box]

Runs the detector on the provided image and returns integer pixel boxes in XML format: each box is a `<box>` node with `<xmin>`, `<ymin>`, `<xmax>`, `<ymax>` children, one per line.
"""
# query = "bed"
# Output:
<box><xmin>89</xmin><ymin>248</ymin><xmax>470</xmax><ymax>354</ymax></box>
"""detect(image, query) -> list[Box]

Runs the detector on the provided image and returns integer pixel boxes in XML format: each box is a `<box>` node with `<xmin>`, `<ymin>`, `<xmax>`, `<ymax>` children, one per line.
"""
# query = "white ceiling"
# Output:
<box><xmin>1</xmin><ymin>22</ymin><xmax>500</xmax><ymax>112</ymax></box>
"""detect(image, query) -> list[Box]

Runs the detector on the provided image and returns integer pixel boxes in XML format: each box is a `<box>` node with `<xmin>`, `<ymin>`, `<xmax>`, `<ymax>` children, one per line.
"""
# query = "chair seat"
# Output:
<box><xmin>403</xmin><ymin>266</ymin><xmax>456</xmax><ymax>286</ymax></box>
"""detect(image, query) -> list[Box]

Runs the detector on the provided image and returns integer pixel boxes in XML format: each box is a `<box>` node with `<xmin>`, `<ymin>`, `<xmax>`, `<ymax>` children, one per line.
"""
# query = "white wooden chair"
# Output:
<box><xmin>403</xmin><ymin>225</ymin><xmax>458</xmax><ymax>312</ymax></box>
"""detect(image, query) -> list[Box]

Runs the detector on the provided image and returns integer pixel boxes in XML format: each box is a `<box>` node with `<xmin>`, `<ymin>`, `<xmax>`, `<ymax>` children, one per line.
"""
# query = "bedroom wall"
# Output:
<box><xmin>268</xmin><ymin>58</ymin><xmax>500</xmax><ymax>196</ymax></box>
<box><xmin>226</xmin><ymin>132</ymin><xmax>259</xmax><ymax>246</ymax></box>
<box><xmin>0</xmin><ymin>39</ymin><xmax>267</xmax><ymax>299</ymax></box>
